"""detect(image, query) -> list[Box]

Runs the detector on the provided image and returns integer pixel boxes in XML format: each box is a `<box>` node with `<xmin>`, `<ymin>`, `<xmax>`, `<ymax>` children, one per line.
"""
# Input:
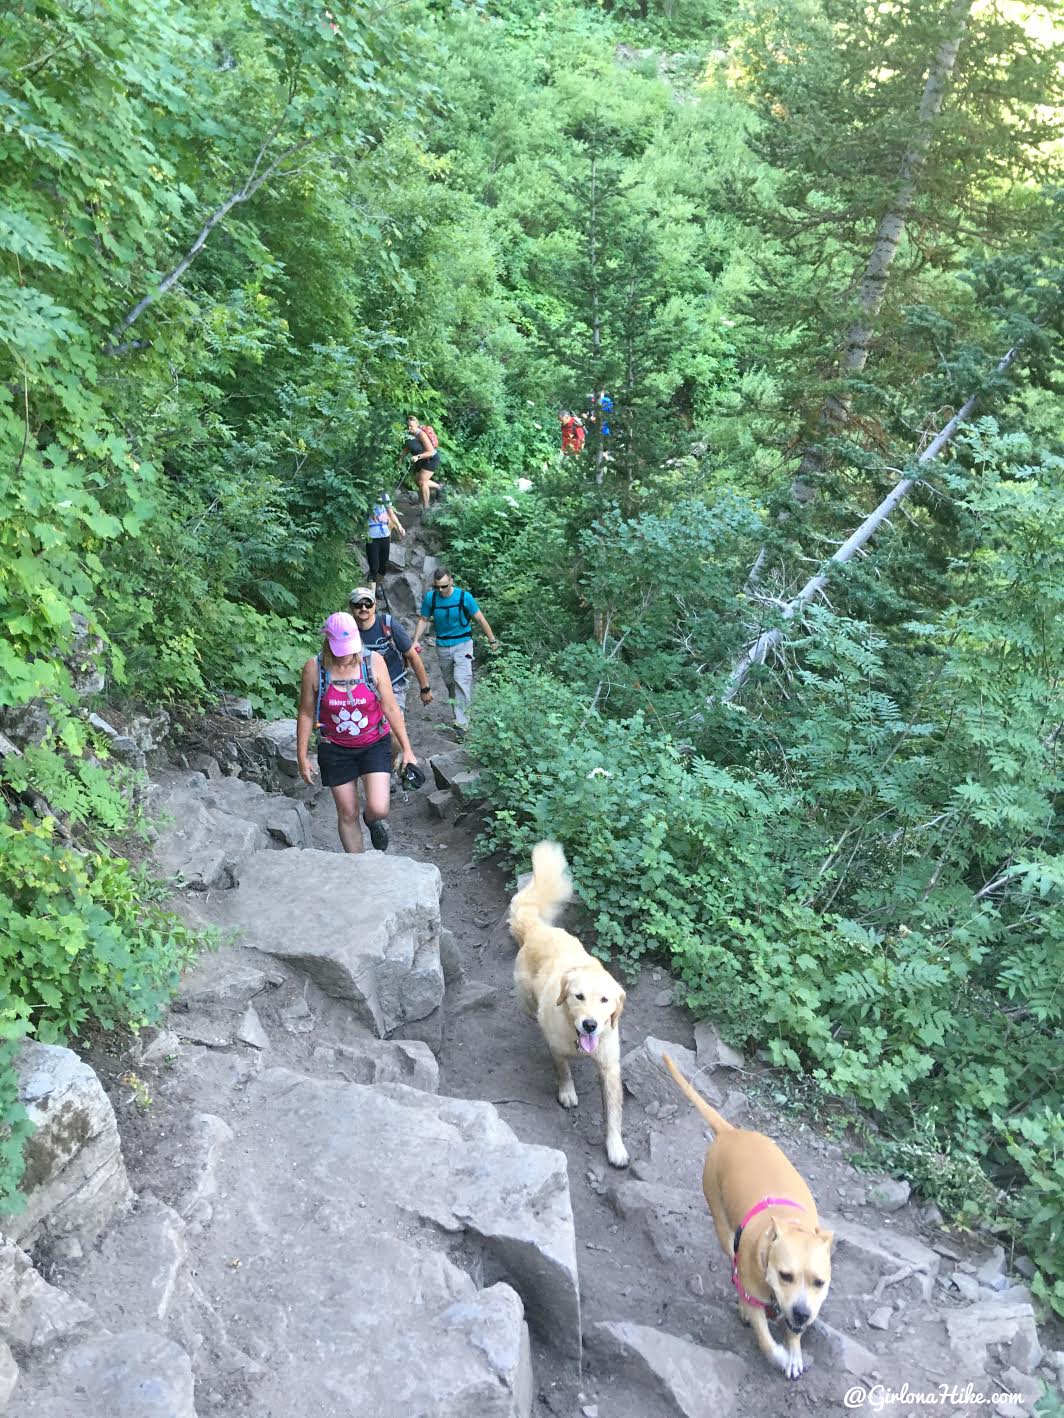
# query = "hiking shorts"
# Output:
<box><xmin>415</xmin><ymin>453</ymin><xmax>441</xmax><ymax>474</ymax></box>
<box><xmin>317</xmin><ymin>734</ymin><xmax>392</xmax><ymax>787</ymax></box>
<box><xmin>366</xmin><ymin>538</ymin><xmax>390</xmax><ymax>578</ymax></box>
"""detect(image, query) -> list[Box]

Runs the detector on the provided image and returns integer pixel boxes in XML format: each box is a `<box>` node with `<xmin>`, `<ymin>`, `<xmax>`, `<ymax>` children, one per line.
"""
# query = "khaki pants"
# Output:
<box><xmin>436</xmin><ymin>642</ymin><xmax>475</xmax><ymax>728</ymax></box>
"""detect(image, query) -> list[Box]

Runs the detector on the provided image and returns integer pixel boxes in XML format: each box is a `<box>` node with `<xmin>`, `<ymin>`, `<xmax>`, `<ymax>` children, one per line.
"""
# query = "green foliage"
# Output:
<box><xmin>0</xmin><ymin>815</ymin><xmax>206</xmax><ymax>1047</ymax></box>
<box><xmin>1000</xmin><ymin>1109</ymin><xmax>1064</xmax><ymax>1319</ymax></box>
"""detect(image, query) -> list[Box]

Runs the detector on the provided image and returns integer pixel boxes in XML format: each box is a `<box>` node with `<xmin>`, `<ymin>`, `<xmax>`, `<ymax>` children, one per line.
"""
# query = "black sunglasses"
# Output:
<box><xmin>434</xmin><ymin>580</ymin><xmax>453</xmax><ymax>590</ymax></box>
<box><xmin>351</xmin><ymin>599</ymin><xmax>374</xmax><ymax>610</ymax></box>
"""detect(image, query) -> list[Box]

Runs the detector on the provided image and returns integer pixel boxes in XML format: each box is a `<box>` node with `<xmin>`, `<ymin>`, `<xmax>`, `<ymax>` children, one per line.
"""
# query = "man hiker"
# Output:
<box><xmin>412</xmin><ymin>567</ymin><xmax>498</xmax><ymax>742</ymax></box>
<box><xmin>349</xmin><ymin>586</ymin><xmax>432</xmax><ymax>771</ymax></box>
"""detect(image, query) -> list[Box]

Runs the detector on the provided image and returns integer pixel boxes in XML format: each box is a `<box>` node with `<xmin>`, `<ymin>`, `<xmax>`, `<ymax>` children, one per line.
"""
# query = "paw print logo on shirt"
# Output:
<box><xmin>336</xmin><ymin>706</ymin><xmax>369</xmax><ymax>736</ymax></box>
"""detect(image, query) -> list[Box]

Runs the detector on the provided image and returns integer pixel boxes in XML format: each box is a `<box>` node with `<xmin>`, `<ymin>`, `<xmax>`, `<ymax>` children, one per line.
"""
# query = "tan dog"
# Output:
<box><xmin>510</xmin><ymin>842</ymin><xmax>628</xmax><ymax>1168</ymax></box>
<box><xmin>664</xmin><ymin>1054</ymin><xmax>833</xmax><ymax>1379</ymax></box>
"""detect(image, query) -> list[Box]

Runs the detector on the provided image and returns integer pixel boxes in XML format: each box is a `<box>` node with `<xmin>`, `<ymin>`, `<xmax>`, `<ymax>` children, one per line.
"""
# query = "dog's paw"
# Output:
<box><xmin>776</xmin><ymin>1344</ymin><xmax>805</xmax><ymax>1381</ymax></box>
<box><xmin>557</xmin><ymin>1085</ymin><xmax>578</xmax><ymax>1108</ymax></box>
<box><xmin>606</xmin><ymin>1138</ymin><xmax>629</xmax><ymax>1168</ymax></box>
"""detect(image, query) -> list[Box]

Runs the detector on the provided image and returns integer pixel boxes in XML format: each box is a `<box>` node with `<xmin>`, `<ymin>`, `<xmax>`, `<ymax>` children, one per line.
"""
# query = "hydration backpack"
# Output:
<box><xmin>314</xmin><ymin>649</ymin><xmax>379</xmax><ymax>737</ymax></box>
<box><xmin>421</xmin><ymin>424</ymin><xmax>439</xmax><ymax>450</ymax></box>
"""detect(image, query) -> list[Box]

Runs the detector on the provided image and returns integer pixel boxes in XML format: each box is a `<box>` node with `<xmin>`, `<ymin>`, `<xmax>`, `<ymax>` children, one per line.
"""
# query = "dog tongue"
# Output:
<box><xmin>578</xmin><ymin>1032</ymin><xmax>599</xmax><ymax>1054</ymax></box>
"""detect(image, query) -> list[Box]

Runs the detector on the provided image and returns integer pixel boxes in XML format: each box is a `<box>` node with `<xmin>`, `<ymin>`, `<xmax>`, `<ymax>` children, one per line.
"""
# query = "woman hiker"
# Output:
<box><xmin>296</xmin><ymin>612</ymin><xmax>417</xmax><ymax>853</ymax></box>
<box><xmin>405</xmin><ymin>414</ymin><xmax>442</xmax><ymax>508</ymax></box>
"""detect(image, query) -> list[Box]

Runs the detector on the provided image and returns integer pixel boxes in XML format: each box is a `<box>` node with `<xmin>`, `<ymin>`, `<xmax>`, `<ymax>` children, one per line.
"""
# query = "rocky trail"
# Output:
<box><xmin>3</xmin><ymin>501</ymin><xmax>1061</xmax><ymax>1418</ymax></box>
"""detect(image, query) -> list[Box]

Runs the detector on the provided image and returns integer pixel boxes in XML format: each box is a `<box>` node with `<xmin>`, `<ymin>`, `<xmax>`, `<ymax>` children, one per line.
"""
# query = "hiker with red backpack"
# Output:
<box><xmin>295</xmin><ymin>612</ymin><xmax>417</xmax><ymax>853</ymax></box>
<box><xmin>559</xmin><ymin>411</ymin><xmax>586</xmax><ymax>455</ymax></box>
<box><xmin>405</xmin><ymin>414</ymin><xmax>442</xmax><ymax>508</ymax></box>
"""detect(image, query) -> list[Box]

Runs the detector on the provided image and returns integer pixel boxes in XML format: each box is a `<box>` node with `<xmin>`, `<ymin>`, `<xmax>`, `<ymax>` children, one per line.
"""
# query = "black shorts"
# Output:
<box><xmin>366</xmin><ymin>538</ymin><xmax>389</xmax><ymax>577</ymax></box>
<box><xmin>415</xmin><ymin>453</ymin><xmax>441</xmax><ymax>474</ymax></box>
<box><xmin>317</xmin><ymin>735</ymin><xmax>392</xmax><ymax>787</ymax></box>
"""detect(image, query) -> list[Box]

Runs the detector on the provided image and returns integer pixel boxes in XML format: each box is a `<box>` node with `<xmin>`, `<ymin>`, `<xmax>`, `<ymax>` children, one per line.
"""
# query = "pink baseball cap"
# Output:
<box><xmin>321</xmin><ymin>612</ymin><xmax>361</xmax><ymax>657</ymax></box>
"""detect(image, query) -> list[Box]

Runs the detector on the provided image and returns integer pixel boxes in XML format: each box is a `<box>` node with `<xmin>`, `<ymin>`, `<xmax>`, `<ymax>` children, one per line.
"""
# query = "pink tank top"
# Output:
<box><xmin>318</xmin><ymin>660</ymin><xmax>388</xmax><ymax>748</ymax></box>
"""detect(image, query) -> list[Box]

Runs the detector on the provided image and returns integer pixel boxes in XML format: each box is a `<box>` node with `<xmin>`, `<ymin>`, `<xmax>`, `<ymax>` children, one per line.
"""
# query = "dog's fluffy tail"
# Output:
<box><xmin>663</xmin><ymin>1053</ymin><xmax>734</xmax><ymax>1135</ymax></box>
<box><xmin>510</xmin><ymin>840</ymin><xmax>573</xmax><ymax>940</ymax></box>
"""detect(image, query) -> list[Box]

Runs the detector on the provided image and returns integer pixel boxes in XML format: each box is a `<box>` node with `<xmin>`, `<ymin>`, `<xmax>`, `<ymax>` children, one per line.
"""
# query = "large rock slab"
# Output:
<box><xmin>194</xmin><ymin>774</ymin><xmax>312</xmax><ymax>847</ymax></box>
<box><xmin>586</xmin><ymin>1322</ymin><xmax>745</xmax><ymax>1417</ymax></box>
<box><xmin>66</xmin><ymin>1195</ymin><xmax>187</xmax><ymax>1331</ymax></box>
<box><xmin>945</xmin><ymin>1299</ymin><xmax>1043</xmax><ymax>1374</ymax></box>
<box><xmin>0</xmin><ymin>1237</ymin><xmax>98</xmax><ymax>1349</ymax></box>
<box><xmin>828</xmin><ymin>1214</ymin><xmax>940</xmax><ymax>1300</ymax></box>
<box><xmin>179</xmin><ymin>1067</ymin><xmax>574</xmax><ymax>1409</ymax></box>
<box><xmin>10</xmin><ymin>1043</ymin><xmax>132</xmax><ymax>1248</ymax></box>
<box><xmin>13</xmin><ymin>1331</ymin><xmax>198</xmax><ymax>1418</ymax></box>
<box><xmin>212</xmin><ymin>850</ymin><xmax>445</xmax><ymax>1037</ymax></box>
<box><xmin>150</xmin><ymin>777</ymin><xmax>268</xmax><ymax>890</ymax></box>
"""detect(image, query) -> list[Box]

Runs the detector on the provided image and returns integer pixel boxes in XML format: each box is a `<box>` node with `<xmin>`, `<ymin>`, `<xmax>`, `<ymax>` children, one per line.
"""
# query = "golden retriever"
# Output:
<box><xmin>510</xmin><ymin>842</ymin><xmax>628</xmax><ymax>1168</ymax></box>
<box><xmin>664</xmin><ymin>1053</ymin><xmax>833</xmax><ymax>1379</ymax></box>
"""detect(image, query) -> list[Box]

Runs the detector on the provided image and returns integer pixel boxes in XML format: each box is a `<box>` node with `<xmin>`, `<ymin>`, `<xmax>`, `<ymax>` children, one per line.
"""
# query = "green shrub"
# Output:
<box><xmin>0</xmin><ymin>812</ymin><xmax>211</xmax><ymax>1213</ymax></box>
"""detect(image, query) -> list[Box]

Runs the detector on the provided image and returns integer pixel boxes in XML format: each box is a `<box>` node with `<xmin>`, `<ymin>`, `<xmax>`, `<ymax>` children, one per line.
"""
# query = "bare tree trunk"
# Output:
<box><xmin>724</xmin><ymin>343</ymin><xmax>1019</xmax><ymax>702</ymax></box>
<box><xmin>106</xmin><ymin>134</ymin><xmax>315</xmax><ymax>352</ymax></box>
<box><xmin>792</xmin><ymin>0</ymin><xmax>972</xmax><ymax>500</ymax></box>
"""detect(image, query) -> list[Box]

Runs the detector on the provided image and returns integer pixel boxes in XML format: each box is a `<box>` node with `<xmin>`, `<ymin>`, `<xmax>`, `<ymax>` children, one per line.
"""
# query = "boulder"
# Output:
<box><xmin>248</xmin><ymin>719</ymin><xmax>301</xmax><ymax>778</ymax></box>
<box><xmin>181</xmin><ymin>1065</ymin><xmax>578</xmax><ymax>1405</ymax></box>
<box><xmin>428</xmin><ymin>788</ymin><xmax>456</xmax><ymax>820</ymax></box>
<box><xmin>382</xmin><ymin>570</ymin><xmax>426</xmax><ymax>620</ymax></box>
<box><xmin>321</xmin><ymin>1037</ymin><xmax>439</xmax><ymax>1093</ymax></box>
<box><xmin>10</xmin><ymin>1043</ymin><xmax>132</xmax><ymax>1248</ymax></box>
<box><xmin>387</xmin><ymin>542</ymin><xmax>408</xmax><ymax>572</ymax></box>
<box><xmin>218</xmin><ymin>694</ymin><xmax>254</xmax><ymax>719</ymax></box>
<box><xmin>622</xmin><ymin>1037</ymin><xmax>714</xmax><ymax>1110</ymax></box>
<box><xmin>429</xmin><ymin>748</ymin><xmax>481</xmax><ymax>802</ymax></box>
<box><xmin>439</xmin><ymin>927</ymin><xmax>464</xmax><ymax>986</ymax></box>
<box><xmin>186</xmin><ymin>752</ymin><xmax>222</xmax><ymax>780</ymax></box>
<box><xmin>12</xmin><ymin>1331</ymin><xmax>197</xmax><ymax>1418</ymax></box>
<box><xmin>585</xmin><ymin>1322</ymin><xmax>745</xmax><ymax>1418</ymax></box>
<box><xmin>67</xmin><ymin>613</ymin><xmax>106</xmax><ymax>698</ymax></box>
<box><xmin>210</xmin><ymin>850</ymin><xmax>445</xmax><ymax>1037</ymax></box>
<box><xmin>0</xmin><ymin>1238</ymin><xmax>98</xmax><ymax>1349</ymax></box>
<box><xmin>197</xmin><ymin>773</ymin><xmax>312</xmax><ymax>847</ymax></box>
<box><xmin>865</xmin><ymin>1177</ymin><xmax>911</xmax><ymax>1212</ymax></box>
<box><xmin>692</xmin><ymin>1021</ymin><xmax>745</xmax><ymax>1072</ymax></box>
<box><xmin>945</xmin><ymin>1299</ymin><xmax>1042</xmax><ymax>1374</ymax></box>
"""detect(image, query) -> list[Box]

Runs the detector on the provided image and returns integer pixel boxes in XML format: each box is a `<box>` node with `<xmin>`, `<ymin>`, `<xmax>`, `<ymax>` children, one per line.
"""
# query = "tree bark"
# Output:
<box><xmin>792</xmin><ymin>0</ymin><xmax>972</xmax><ymax>500</ymax></box>
<box><xmin>724</xmin><ymin>343</ymin><xmax>1019</xmax><ymax>702</ymax></box>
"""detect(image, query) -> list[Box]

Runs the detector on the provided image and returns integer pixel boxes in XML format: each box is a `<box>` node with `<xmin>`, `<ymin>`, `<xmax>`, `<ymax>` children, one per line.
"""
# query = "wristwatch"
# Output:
<box><xmin>420</xmin><ymin>685</ymin><xmax>431</xmax><ymax>694</ymax></box>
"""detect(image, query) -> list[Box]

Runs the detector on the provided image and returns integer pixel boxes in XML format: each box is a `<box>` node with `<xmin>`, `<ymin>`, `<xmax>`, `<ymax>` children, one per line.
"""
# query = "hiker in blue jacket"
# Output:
<box><xmin>412</xmin><ymin>567</ymin><xmax>498</xmax><ymax>741</ymax></box>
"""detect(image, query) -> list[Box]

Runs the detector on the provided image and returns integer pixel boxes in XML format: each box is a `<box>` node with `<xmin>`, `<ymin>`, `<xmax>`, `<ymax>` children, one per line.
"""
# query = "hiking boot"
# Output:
<box><xmin>368</xmin><ymin>818</ymin><xmax>390</xmax><ymax>852</ymax></box>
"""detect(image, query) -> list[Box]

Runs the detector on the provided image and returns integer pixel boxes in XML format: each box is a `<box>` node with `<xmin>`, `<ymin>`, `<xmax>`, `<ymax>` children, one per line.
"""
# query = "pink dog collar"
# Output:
<box><xmin>731</xmin><ymin>1197</ymin><xmax>804</xmax><ymax>1317</ymax></box>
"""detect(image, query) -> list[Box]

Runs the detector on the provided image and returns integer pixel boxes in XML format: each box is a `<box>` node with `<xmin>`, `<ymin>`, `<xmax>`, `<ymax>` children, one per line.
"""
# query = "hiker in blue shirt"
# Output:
<box><xmin>412</xmin><ymin>567</ymin><xmax>498</xmax><ymax>741</ymax></box>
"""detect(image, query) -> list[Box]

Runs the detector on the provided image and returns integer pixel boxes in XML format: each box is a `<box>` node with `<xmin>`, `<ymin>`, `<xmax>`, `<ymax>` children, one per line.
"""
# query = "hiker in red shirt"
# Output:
<box><xmin>560</xmin><ymin>411</ymin><xmax>586</xmax><ymax>455</ymax></box>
